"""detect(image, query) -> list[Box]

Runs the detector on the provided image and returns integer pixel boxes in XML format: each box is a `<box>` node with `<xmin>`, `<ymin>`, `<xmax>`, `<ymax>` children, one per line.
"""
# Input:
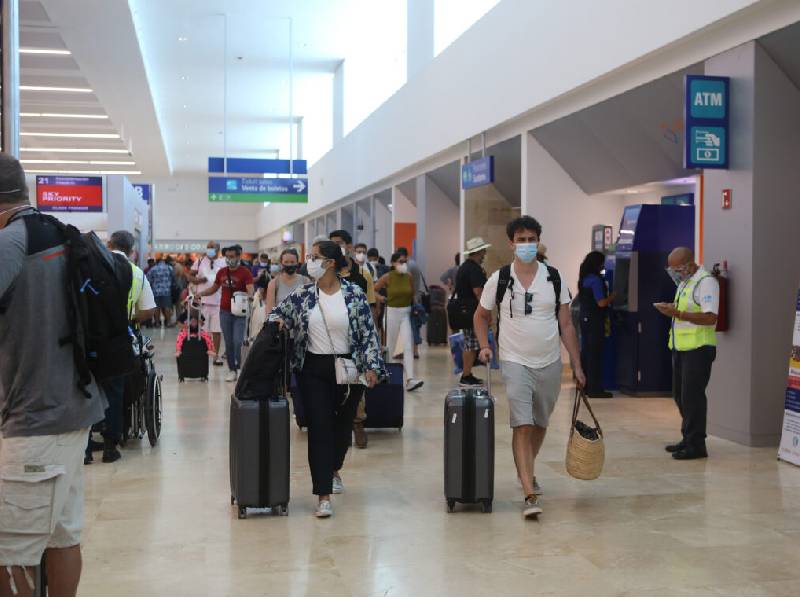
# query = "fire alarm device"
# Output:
<box><xmin>722</xmin><ymin>189</ymin><xmax>732</xmax><ymax>209</ymax></box>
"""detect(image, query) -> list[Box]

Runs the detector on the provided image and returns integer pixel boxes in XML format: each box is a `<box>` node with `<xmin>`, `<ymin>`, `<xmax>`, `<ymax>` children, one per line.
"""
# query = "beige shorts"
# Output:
<box><xmin>201</xmin><ymin>304</ymin><xmax>221</xmax><ymax>334</ymax></box>
<box><xmin>0</xmin><ymin>429</ymin><xmax>88</xmax><ymax>567</ymax></box>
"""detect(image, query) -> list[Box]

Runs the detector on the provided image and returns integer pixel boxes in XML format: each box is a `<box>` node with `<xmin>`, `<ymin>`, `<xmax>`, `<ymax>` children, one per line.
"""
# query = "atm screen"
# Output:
<box><xmin>613</xmin><ymin>258</ymin><xmax>631</xmax><ymax>310</ymax></box>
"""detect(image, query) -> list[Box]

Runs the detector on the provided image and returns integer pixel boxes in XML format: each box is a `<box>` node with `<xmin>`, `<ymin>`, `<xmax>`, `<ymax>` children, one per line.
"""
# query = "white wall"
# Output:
<box><xmin>393</xmin><ymin>187</ymin><xmax>416</xmax><ymax>223</ymax></box>
<box><xmin>148</xmin><ymin>174</ymin><xmax>261</xmax><ymax>243</ymax></box>
<box><xmin>524</xmin><ymin>135</ymin><xmax>627</xmax><ymax>296</ymax></box>
<box><xmin>422</xmin><ymin>176</ymin><xmax>460</xmax><ymax>284</ymax></box>
<box><xmin>253</xmin><ymin>0</ymin><xmax>792</xmax><ymax>241</ymax></box>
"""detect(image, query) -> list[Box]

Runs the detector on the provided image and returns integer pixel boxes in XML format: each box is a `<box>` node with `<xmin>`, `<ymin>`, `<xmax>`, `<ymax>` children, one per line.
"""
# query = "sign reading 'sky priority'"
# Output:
<box><xmin>208</xmin><ymin>176</ymin><xmax>308</xmax><ymax>203</ymax></box>
<box><xmin>684</xmin><ymin>75</ymin><xmax>730</xmax><ymax>170</ymax></box>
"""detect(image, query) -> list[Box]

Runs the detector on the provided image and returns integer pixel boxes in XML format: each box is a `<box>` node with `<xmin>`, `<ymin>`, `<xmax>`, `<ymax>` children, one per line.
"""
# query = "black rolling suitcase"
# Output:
<box><xmin>444</xmin><ymin>366</ymin><xmax>495</xmax><ymax>513</ymax></box>
<box><xmin>177</xmin><ymin>337</ymin><xmax>209</xmax><ymax>382</ymax></box>
<box><xmin>229</xmin><ymin>323</ymin><xmax>290</xmax><ymax>518</ymax></box>
<box><xmin>229</xmin><ymin>394</ymin><xmax>290</xmax><ymax>518</ymax></box>
<box><xmin>427</xmin><ymin>306</ymin><xmax>448</xmax><ymax>345</ymax></box>
<box><xmin>289</xmin><ymin>373</ymin><xmax>308</xmax><ymax>429</ymax></box>
<box><xmin>364</xmin><ymin>363</ymin><xmax>404</xmax><ymax>430</ymax></box>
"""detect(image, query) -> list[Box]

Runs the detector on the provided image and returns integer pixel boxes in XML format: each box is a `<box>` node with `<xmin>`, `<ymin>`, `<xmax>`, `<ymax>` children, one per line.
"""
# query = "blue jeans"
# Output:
<box><xmin>220</xmin><ymin>310</ymin><xmax>246</xmax><ymax>371</ymax></box>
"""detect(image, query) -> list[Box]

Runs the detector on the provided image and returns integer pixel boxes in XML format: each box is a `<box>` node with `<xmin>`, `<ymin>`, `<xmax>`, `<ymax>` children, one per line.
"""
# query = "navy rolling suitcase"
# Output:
<box><xmin>177</xmin><ymin>336</ymin><xmax>209</xmax><ymax>382</ymax></box>
<box><xmin>444</xmin><ymin>366</ymin><xmax>495</xmax><ymax>513</ymax></box>
<box><xmin>364</xmin><ymin>363</ymin><xmax>404</xmax><ymax>430</ymax></box>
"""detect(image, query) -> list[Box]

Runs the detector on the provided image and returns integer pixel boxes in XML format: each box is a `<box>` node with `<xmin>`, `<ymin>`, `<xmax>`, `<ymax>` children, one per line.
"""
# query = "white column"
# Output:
<box><xmin>333</xmin><ymin>61</ymin><xmax>344</xmax><ymax>143</ymax></box>
<box><xmin>2</xmin><ymin>0</ymin><xmax>20</xmax><ymax>156</ymax></box>
<box><xmin>415</xmin><ymin>174</ymin><xmax>428</xmax><ymax>272</ymax></box>
<box><xmin>520</xmin><ymin>131</ymin><xmax>531</xmax><ymax>215</ymax></box>
<box><xmin>407</xmin><ymin>0</ymin><xmax>434</xmax><ymax>81</ymax></box>
<box><xmin>459</xmin><ymin>157</ymin><xmax>466</xmax><ymax>262</ymax></box>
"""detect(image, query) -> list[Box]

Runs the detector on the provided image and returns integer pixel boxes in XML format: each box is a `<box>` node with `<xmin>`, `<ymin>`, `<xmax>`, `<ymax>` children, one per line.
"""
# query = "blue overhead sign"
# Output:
<box><xmin>684</xmin><ymin>75</ymin><xmax>730</xmax><ymax>170</ymax></box>
<box><xmin>461</xmin><ymin>155</ymin><xmax>494</xmax><ymax>189</ymax></box>
<box><xmin>132</xmin><ymin>183</ymin><xmax>152</xmax><ymax>205</ymax></box>
<box><xmin>208</xmin><ymin>176</ymin><xmax>308</xmax><ymax>203</ymax></box>
<box><xmin>208</xmin><ymin>157</ymin><xmax>307</xmax><ymax>175</ymax></box>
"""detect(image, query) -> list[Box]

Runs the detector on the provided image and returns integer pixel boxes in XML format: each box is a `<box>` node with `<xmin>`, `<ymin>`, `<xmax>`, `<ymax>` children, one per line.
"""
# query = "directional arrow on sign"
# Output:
<box><xmin>292</xmin><ymin>180</ymin><xmax>307</xmax><ymax>193</ymax></box>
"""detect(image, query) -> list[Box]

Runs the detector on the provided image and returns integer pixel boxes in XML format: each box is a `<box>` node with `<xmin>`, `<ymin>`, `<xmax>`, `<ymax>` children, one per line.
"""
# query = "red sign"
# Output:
<box><xmin>722</xmin><ymin>188</ymin><xmax>732</xmax><ymax>210</ymax></box>
<box><xmin>36</xmin><ymin>176</ymin><xmax>103</xmax><ymax>213</ymax></box>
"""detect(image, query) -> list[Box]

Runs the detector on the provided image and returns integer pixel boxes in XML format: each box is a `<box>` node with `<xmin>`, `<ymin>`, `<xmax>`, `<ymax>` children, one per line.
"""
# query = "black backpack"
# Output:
<box><xmin>494</xmin><ymin>262</ymin><xmax>565</xmax><ymax>341</ymax></box>
<box><xmin>235</xmin><ymin>321</ymin><xmax>287</xmax><ymax>400</ymax></box>
<box><xmin>12</xmin><ymin>212</ymin><xmax>137</xmax><ymax>395</ymax></box>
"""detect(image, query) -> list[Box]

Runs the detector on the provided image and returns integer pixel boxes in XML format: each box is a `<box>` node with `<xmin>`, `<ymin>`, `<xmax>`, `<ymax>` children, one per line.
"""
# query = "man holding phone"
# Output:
<box><xmin>654</xmin><ymin>247</ymin><xmax>719</xmax><ymax>460</ymax></box>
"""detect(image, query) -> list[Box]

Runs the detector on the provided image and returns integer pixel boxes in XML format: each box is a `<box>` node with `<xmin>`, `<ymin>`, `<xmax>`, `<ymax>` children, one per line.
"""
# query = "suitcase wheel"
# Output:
<box><xmin>230</xmin><ymin>495</ymin><xmax>235</xmax><ymax>506</ymax></box>
<box><xmin>202</xmin><ymin>377</ymin><xmax>208</xmax><ymax>382</ymax></box>
<box><xmin>481</xmin><ymin>501</ymin><xmax>492</xmax><ymax>514</ymax></box>
<box><xmin>447</xmin><ymin>500</ymin><xmax>456</xmax><ymax>513</ymax></box>
<box><xmin>179</xmin><ymin>377</ymin><xmax>184</xmax><ymax>383</ymax></box>
<box><xmin>275</xmin><ymin>504</ymin><xmax>289</xmax><ymax>517</ymax></box>
<box><xmin>238</xmin><ymin>506</ymin><xmax>247</xmax><ymax>519</ymax></box>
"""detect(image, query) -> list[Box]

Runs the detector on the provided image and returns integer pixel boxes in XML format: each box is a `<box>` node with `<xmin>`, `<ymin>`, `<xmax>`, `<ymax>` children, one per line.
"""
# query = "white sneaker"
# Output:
<box><xmin>406</xmin><ymin>379</ymin><xmax>424</xmax><ymax>392</ymax></box>
<box><xmin>523</xmin><ymin>495</ymin><xmax>543</xmax><ymax>519</ymax></box>
<box><xmin>332</xmin><ymin>474</ymin><xmax>344</xmax><ymax>494</ymax></box>
<box><xmin>225</xmin><ymin>370</ymin><xmax>238</xmax><ymax>382</ymax></box>
<box><xmin>315</xmin><ymin>500</ymin><xmax>333</xmax><ymax>518</ymax></box>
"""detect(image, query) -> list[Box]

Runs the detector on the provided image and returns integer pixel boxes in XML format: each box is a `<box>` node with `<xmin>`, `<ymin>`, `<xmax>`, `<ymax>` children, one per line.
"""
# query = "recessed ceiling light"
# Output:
<box><xmin>20</xmin><ymin>85</ymin><xmax>92</xmax><ymax>93</ymax></box>
<box><xmin>20</xmin><ymin>132</ymin><xmax>121</xmax><ymax>139</ymax></box>
<box><xmin>21</xmin><ymin>148</ymin><xmax>130</xmax><ymax>154</ymax></box>
<box><xmin>180</xmin><ymin>75</ymin><xmax>188</xmax><ymax>80</ymax></box>
<box><xmin>20</xmin><ymin>112</ymin><xmax>108</xmax><ymax>119</ymax></box>
<box><xmin>26</xmin><ymin>169</ymin><xmax>142</xmax><ymax>175</ymax></box>
<box><xmin>183</xmin><ymin>104</ymin><xmax>189</xmax><ymax>109</ymax></box>
<box><xmin>21</xmin><ymin>159</ymin><xmax>136</xmax><ymax>165</ymax></box>
<box><xmin>178</xmin><ymin>36</ymin><xmax>188</xmax><ymax>42</ymax></box>
<box><xmin>19</xmin><ymin>48</ymin><xmax>71</xmax><ymax>55</ymax></box>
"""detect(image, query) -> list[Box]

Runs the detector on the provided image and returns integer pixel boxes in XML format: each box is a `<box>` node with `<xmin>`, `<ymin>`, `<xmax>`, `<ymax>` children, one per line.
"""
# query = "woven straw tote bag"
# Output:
<box><xmin>565</xmin><ymin>388</ymin><xmax>605</xmax><ymax>480</ymax></box>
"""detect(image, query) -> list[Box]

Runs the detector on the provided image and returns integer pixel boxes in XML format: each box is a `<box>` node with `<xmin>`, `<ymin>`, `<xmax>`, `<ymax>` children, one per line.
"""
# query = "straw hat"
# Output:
<box><xmin>464</xmin><ymin>237</ymin><xmax>491</xmax><ymax>255</ymax></box>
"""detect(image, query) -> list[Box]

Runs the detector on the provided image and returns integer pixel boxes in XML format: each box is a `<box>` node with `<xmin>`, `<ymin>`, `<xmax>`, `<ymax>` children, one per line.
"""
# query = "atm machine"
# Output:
<box><xmin>611</xmin><ymin>204</ymin><xmax>694</xmax><ymax>395</ymax></box>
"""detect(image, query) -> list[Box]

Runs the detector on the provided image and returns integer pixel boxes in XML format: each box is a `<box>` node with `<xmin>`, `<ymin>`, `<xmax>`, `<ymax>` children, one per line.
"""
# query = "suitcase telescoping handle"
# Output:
<box><xmin>485</xmin><ymin>362</ymin><xmax>492</xmax><ymax>396</ymax></box>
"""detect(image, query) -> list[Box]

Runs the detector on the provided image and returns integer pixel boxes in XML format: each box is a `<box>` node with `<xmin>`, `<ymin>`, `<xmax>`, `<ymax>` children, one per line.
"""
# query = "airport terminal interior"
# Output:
<box><xmin>1</xmin><ymin>0</ymin><xmax>800</xmax><ymax>597</ymax></box>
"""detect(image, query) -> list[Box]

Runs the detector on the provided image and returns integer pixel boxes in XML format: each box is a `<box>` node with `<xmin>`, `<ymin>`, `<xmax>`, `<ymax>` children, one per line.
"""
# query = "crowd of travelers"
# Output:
<box><xmin>0</xmin><ymin>149</ymin><xmax>719</xmax><ymax>592</ymax></box>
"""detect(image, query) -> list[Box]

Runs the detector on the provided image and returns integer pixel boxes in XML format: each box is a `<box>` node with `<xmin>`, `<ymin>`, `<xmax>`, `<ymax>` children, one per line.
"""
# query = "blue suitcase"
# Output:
<box><xmin>364</xmin><ymin>363</ymin><xmax>404</xmax><ymax>430</ymax></box>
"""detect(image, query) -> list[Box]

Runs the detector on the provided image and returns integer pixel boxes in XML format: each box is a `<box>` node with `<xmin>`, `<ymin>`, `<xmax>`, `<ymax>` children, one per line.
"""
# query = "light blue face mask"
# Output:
<box><xmin>206</xmin><ymin>248</ymin><xmax>217</xmax><ymax>258</ymax></box>
<box><xmin>515</xmin><ymin>242</ymin><xmax>538</xmax><ymax>263</ymax></box>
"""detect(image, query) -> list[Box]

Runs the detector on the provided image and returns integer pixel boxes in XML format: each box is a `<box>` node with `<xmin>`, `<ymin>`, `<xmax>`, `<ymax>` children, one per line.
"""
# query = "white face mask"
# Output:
<box><xmin>354</xmin><ymin>252</ymin><xmax>366</xmax><ymax>264</ymax></box>
<box><xmin>395</xmin><ymin>263</ymin><xmax>408</xmax><ymax>274</ymax></box>
<box><xmin>306</xmin><ymin>258</ymin><xmax>328</xmax><ymax>280</ymax></box>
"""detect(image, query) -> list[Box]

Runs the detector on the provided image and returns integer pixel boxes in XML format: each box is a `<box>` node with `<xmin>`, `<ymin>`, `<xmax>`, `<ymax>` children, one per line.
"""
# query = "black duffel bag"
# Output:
<box><xmin>234</xmin><ymin>321</ymin><xmax>287</xmax><ymax>400</ymax></box>
<box><xmin>447</xmin><ymin>293</ymin><xmax>478</xmax><ymax>331</ymax></box>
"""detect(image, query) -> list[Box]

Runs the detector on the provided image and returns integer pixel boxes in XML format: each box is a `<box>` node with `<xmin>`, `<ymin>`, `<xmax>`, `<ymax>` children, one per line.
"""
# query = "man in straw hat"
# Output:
<box><xmin>453</xmin><ymin>236</ymin><xmax>492</xmax><ymax>387</ymax></box>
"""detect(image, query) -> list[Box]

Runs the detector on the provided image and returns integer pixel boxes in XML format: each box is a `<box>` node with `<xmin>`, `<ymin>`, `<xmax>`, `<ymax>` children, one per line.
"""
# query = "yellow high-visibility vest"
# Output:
<box><xmin>669</xmin><ymin>268</ymin><xmax>717</xmax><ymax>351</ymax></box>
<box><xmin>128</xmin><ymin>262</ymin><xmax>145</xmax><ymax>320</ymax></box>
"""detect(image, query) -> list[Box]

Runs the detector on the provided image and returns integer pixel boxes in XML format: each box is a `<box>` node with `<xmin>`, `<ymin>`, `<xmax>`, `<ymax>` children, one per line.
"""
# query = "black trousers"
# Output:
<box><xmin>672</xmin><ymin>346</ymin><xmax>716</xmax><ymax>448</ymax></box>
<box><xmin>100</xmin><ymin>375</ymin><xmax>126</xmax><ymax>443</ymax></box>
<box><xmin>580</xmin><ymin>316</ymin><xmax>605</xmax><ymax>394</ymax></box>
<box><xmin>298</xmin><ymin>353</ymin><xmax>364</xmax><ymax>496</ymax></box>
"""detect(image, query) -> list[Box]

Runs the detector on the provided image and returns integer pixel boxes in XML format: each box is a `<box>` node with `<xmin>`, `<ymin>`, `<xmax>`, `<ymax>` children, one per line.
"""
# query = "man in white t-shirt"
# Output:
<box><xmin>190</xmin><ymin>240</ymin><xmax>226</xmax><ymax>365</ymax></box>
<box><xmin>474</xmin><ymin>215</ymin><xmax>585</xmax><ymax>520</ymax></box>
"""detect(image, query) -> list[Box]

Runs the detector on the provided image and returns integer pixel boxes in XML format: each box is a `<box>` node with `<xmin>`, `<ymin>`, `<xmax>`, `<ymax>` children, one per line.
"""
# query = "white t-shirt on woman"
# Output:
<box><xmin>308</xmin><ymin>288</ymin><xmax>351</xmax><ymax>355</ymax></box>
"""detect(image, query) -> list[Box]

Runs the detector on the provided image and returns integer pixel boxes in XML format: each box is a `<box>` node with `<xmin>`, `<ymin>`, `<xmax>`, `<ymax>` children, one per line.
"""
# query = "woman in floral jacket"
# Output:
<box><xmin>271</xmin><ymin>240</ymin><xmax>386</xmax><ymax>518</ymax></box>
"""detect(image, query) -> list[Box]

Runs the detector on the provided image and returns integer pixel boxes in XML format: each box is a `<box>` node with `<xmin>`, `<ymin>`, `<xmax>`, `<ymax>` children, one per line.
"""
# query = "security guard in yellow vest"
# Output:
<box><xmin>655</xmin><ymin>247</ymin><xmax>719</xmax><ymax>460</ymax></box>
<box><xmin>86</xmin><ymin>231</ymin><xmax>157</xmax><ymax>465</ymax></box>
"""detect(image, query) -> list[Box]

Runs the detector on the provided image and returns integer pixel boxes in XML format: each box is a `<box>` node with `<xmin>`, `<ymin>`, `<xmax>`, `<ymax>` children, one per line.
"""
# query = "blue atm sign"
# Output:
<box><xmin>684</xmin><ymin>75</ymin><xmax>730</xmax><ymax>170</ymax></box>
<box><xmin>461</xmin><ymin>156</ymin><xmax>494</xmax><ymax>189</ymax></box>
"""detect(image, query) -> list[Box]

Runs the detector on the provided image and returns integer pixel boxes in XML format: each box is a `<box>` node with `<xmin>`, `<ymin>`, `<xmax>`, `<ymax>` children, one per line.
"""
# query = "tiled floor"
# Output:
<box><xmin>78</xmin><ymin>329</ymin><xmax>800</xmax><ymax>596</ymax></box>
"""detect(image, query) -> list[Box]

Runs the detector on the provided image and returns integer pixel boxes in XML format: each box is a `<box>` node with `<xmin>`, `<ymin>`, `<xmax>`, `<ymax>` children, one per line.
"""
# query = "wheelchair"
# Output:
<box><xmin>122</xmin><ymin>329</ymin><xmax>163</xmax><ymax>447</ymax></box>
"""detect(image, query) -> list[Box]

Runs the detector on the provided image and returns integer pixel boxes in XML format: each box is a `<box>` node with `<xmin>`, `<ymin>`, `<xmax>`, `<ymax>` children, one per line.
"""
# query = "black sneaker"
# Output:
<box><xmin>84</xmin><ymin>449</ymin><xmax>94</xmax><ymax>465</ymax></box>
<box><xmin>460</xmin><ymin>374</ymin><xmax>484</xmax><ymax>387</ymax></box>
<box><xmin>672</xmin><ymin>446</ymin><xmax>708</xmax><ymax>460</ymax></box>
<box><xmin>665</xmin><ymin>441</ymin><xmax>686</xmax><ymax>453</ymax></box>
<box><xmin>102</xmin><ymin>438</ymin><xmax>122</xmax><ymax>463</ymax></box>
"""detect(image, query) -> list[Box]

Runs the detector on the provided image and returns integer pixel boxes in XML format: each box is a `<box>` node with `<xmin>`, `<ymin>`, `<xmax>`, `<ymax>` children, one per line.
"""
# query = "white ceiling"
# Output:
<box><xmin>29</xmin><ymin>0</ymin><xmax>169</xmax><ymax>176</ymax></box>
<box><xmin>16</xmin><ymin>0</ymin><xmax>137</xmax><ymax>174</ymax></box>
<box><xmin>126</xmin><ymin>0</ymin><xmax>406</xmax><ymax>175</ymax></box>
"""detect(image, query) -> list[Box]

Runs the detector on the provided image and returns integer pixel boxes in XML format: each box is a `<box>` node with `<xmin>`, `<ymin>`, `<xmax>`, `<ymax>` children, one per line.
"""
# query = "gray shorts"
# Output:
<box><xmin>501</xmin><ymin>360</ymin><xmax>562</xmax><ymax>428</ymax></box>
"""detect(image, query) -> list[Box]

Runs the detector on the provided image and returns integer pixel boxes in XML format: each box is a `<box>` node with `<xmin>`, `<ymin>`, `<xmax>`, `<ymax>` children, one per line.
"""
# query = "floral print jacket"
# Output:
<box><xmin>270</xmin><ymin>279</ymin><xmax>387</xmax><ymax>378</ymax></box>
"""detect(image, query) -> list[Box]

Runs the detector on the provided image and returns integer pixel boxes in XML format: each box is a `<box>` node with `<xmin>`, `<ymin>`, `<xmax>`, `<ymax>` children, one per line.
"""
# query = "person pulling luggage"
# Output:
<box><xmin>271</xmin><ymin>240</ymin><xmax>386</xmax><ymax>518</ymax></box>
